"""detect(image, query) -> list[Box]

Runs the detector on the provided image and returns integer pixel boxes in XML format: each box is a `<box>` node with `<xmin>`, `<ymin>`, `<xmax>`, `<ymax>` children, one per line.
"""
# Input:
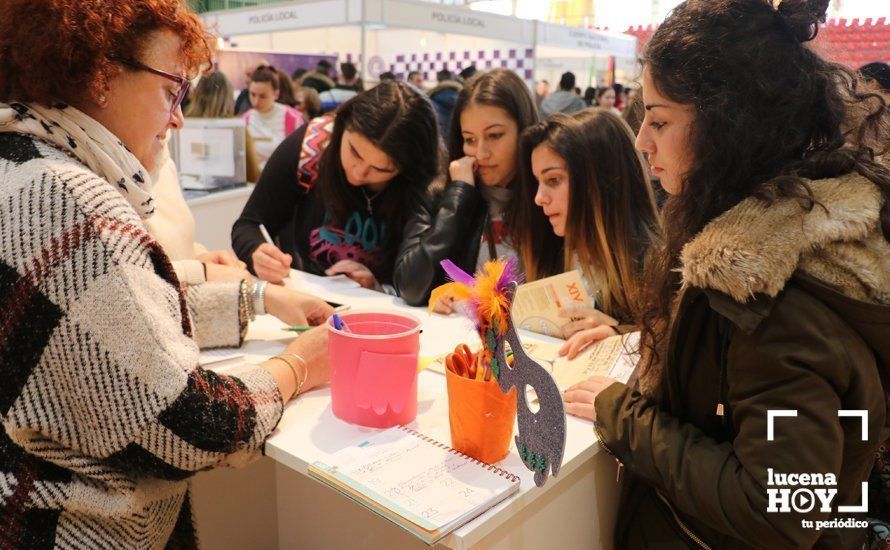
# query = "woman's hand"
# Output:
<box><xmin>563</xmin><ymin>375</ymin><xmax>619</xmax><ymax>421</ymax></box>
<box><xmin>557</xmin><ymin>307</ymin><xmax>619</xmax><ymax>358</ymax></box>
<box><xmin>449</xmin><ymin>156</ymin><xmax>477</xmax><ymax>185</ymax></box>
<box><xmin>283</xmin><ymin>326</ymin><xmax>330</xmax><ymax>394</ymax></box>
<box><xmin>430</xmin><ymin>286</ymin><xmax>468</xmax><ymax>315</ymax></box>
<box><xmin>264</xmin><ymin>284</ymin><xmax>334</xmax><ymax>327</ymax></box>
<box><xmin>197</xmin><ymin>249</ymin><xmax>252</xmax><ymax>282</ymax></box>
<box><xmin>251</xmin><ymin>243</ymin><xmax>292</xmax><ymax>284</ymax></box>
<box><xmin>431</xmin><ymin>294</ymin><xmax>456</xmax><ymax>315</ymax></box>
<box><xmin>559</xmin><ymin>307</ymin><xmax>618</xmax><ymax>337</ymax></box>
<box><xmin>325</xmin><ymin>260</ymin><xmax>382</xmax><ymax>291</ymax></box>
<box><xmin>559</xmin><ymin>326</ymin><xmax>618</xmax><ymax>360</ymax></box>
<box><xmin>261</xmin><ymin>326</ymin><xmax>330</xmax><ymax>401</ymax></box>
<box><xmin>197</xmin><ymin>249</ymin><xmax>246</xmax><ymax>269</ymax></box>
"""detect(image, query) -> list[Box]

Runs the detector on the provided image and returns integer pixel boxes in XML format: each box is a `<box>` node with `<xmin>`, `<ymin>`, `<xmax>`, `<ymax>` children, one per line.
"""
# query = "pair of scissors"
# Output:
<box><xmin>445</xmin><ymin>344</ymin><xmax>476</xmax><ymax>379</ymax></box>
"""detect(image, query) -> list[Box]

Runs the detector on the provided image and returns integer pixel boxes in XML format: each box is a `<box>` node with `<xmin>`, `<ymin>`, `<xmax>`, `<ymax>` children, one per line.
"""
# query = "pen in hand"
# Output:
<box><xmin>258</xmin><ymin>223</ymin><xmax>275</xmax><ymax>246</ymax></box>
<box><xmin>257</xmin><ymin>223</ymin><xmax>294</xmax><ymax>278</ymax></box>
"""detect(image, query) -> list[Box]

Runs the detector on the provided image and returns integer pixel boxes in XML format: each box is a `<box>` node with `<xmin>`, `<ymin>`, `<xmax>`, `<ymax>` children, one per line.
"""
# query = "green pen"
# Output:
<box><xmin>283</xmin><ymin>326</ymin><xmax>313</xmax><ymax>332</ymax></box>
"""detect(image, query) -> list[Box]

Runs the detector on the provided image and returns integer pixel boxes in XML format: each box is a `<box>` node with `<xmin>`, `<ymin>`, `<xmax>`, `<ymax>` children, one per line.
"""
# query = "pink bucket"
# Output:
<box><xmin>327</xmin><ymin>310</ymin><xmax>422</xmax><ymax>428</ymax></box>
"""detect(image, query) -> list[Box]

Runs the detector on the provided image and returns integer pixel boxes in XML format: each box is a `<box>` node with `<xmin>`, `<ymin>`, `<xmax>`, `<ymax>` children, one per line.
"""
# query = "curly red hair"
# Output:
<box><xmin>0</xmin><ymin>0</ymin><xmax>213</xmax><ymax>106</ymax></box>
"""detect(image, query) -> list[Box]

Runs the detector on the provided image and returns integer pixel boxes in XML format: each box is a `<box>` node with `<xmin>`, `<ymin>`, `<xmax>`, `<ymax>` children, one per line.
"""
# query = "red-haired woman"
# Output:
<box><xmin>0</xmin><ymin>0</ymin><xmax>331</xmax><ymax>545</ymax></box>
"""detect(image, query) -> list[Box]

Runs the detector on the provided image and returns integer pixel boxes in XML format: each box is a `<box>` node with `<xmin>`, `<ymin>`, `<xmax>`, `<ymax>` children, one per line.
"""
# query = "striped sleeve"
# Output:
<box><xmin>107</xmin><ymin>364</ymin><xmax>283</xmax><ymax>479</ymax></box>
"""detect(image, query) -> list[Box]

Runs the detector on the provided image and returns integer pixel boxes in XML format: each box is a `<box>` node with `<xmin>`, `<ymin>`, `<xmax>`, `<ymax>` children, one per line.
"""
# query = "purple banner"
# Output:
<box><xmin>217</xmin><ymin>50</ymin><xmax>339</xmax><ymax>91</ymax></box>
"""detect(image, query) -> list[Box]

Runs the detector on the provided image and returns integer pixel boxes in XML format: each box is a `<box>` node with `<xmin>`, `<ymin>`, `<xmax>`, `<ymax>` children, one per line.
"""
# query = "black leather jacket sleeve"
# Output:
<box><xmin>393</xmin><ymin>181</ymin><xmax>486</xmax><ymax>306</ymax></box>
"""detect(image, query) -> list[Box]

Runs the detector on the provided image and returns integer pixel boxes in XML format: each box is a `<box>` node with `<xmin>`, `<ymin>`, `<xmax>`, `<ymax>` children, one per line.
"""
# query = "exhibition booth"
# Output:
<box><xmin>201</xmin><ymin>0</ymin><xmax>637</xmax><ymax>87</ymax></box>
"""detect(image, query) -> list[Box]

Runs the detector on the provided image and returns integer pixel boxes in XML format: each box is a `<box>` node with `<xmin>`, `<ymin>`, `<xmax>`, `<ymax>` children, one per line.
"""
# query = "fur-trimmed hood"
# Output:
<box><xmin>428</xmin><ymin>80</ymin><xmax>463</xmax><ymax>97</ymax></box>
<box><xmin>299</xmin><ymin>71</ymin><xmax>336</xmax><ymax>90</ymax></box>
<box><xmin>682</xmin><ymin>173</ymin><xmax>890</xmax><ymax>306</ymax></box>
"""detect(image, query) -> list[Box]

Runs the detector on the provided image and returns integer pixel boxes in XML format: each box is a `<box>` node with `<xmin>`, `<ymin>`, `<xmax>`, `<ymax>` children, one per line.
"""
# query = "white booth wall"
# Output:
<box><xmin>534</xmin><ymin>23</ymin><xmax>639</xmax><ymax>90</ymax></box>
<box><xmin>535</xmin><ymin>44</ymin><xmax>602</xmax><ymax>91</ymax></box>
<box><xmin>227</xmin><ymin>27</ymin><xmax>532</xmax><ymax>88</ymax></box>
<box><xmin>228</xmin><ymin>26</ymin><xmax>362</xmax><ymax>59</ymax></box>
<box><xmin>225</xmin><ymin>31</ymin><xmax>640</xmax><ymax>92</ymax></box>
<box><xmin>533</xmin><ymin>53</ymin><xmax>640</xmax><ymax>91</ymax></box>
<box><xmin>206</xmin><ymin>0</ymin><xmax>638</xmax><ymax>91</ymax></box>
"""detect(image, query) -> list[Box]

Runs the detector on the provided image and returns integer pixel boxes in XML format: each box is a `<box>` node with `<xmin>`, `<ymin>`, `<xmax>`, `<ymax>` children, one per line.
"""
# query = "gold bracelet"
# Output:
<box><xmin>280</xmin><ymin>353</ymin><xmax>309</xmax><ymax>394</ymax></box>
<box><xmin>270</xmin><ymin>353</ymin><xmax>308</xmax><ymax>398</ymax></box>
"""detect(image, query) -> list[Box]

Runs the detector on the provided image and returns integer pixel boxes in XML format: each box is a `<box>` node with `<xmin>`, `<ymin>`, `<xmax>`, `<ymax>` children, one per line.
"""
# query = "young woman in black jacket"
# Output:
<box><xmin>393</xmin><ymin>69</ymin><xmax>539</xmax><ymax>308</ymax></box>
<box><xmin>231</xmin><ymin>81</ymin><xmax>440</xmax><ymax>290</ymax></box>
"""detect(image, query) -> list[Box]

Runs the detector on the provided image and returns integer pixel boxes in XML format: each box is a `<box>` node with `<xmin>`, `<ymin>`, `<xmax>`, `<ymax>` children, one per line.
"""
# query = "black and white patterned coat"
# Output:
<box><xmin>0</xmin><ymin>133</ymin><xmax>283</xmax><ymax>548</ymax></box>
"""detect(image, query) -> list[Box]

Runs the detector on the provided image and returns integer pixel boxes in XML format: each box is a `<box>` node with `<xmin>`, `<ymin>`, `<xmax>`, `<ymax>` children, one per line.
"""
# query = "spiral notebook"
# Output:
<box><xmin>308</xmin><ymin>426</ymin><xmax>520</xmax><ymax>544</ymax></box>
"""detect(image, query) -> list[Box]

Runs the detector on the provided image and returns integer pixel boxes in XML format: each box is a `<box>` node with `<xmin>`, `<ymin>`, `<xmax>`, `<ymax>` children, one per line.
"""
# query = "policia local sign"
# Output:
<box><xmin>375</xmin><ymin>0</ymin><xmax>533</xmax><ymax>41</ymax></box>
<box><xmin>203</xmin><ymin>0</ymin><xmax>532</xmax><ymax>42</ymax></box>
<box><xmin>202</xmin><ymin>0</ymin><xmax>348</xmax><ymax>35</ymax></box>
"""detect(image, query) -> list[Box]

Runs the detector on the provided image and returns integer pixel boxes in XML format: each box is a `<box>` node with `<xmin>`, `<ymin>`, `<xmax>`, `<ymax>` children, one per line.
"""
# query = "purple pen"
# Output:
<box><xmin>332</xmin><ymin>313</ymin><xmax>352</xmax><ymax>333</ymax></box>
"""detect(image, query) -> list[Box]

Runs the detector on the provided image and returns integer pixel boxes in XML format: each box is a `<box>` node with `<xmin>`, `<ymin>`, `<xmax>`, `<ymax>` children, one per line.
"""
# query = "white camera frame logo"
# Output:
<box><xmin>767</xmin><ymin>409</ymin><xmax>868</xmax><ymax>513</ymax></box>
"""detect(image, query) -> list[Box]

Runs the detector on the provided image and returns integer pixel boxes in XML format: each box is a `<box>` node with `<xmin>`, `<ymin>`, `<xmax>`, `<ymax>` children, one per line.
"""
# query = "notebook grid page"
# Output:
<box><xmin>330</xmin><ymin>427</ymin><xmax>516</xmax><ymax>529</ymax></box>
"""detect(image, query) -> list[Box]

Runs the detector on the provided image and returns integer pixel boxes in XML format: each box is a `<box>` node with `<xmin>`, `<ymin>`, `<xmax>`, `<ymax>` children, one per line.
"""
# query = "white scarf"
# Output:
<box><xmin>0</xmin><ymin>101</ymin><xmax>156</xmax><ymax>218</ymax></box>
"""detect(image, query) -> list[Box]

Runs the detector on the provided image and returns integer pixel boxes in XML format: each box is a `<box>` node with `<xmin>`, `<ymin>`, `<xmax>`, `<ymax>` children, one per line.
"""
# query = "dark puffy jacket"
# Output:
<box><xmin>429</xmin><ymin>81</ymin><xmax>462</xmax><ymax>139</ymax></box>
<box><xmin>301</xmin><ymin>71</ymin><xmax>335</xmax><ymax>94</ymax></box>
<box><xmin>595</xmin><ymin>173</ymin><xmax>890</xmax><ymax>549</ymax></box>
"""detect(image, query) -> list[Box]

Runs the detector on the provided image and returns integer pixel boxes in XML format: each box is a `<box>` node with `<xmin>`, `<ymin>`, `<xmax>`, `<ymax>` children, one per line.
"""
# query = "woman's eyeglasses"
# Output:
<box><xmin>115</xmin><ymin>57</ymin><xmax>190</xmax><ymax>114</ymax></box>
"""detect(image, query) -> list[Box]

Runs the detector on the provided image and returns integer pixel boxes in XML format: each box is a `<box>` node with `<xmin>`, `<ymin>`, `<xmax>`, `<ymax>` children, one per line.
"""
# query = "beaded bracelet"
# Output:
<box><xmin>237</xmin><ymin>279</ymin><xmax>251</xmax><ymax>342</ymax></box>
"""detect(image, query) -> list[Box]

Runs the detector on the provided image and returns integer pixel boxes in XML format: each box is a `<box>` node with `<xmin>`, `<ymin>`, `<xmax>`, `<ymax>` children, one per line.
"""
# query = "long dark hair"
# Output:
<box><xmin>517</xmin><ymin>110</ymin><xmax>660</xmax><ymax>322</ymax></box>
<box><xmin>621</xmin><ymin>91</ymin><xmax>645</xmax><ymax>135</ymax></box>
<box><xmin>637</xmin><ymin>0</ymin><xmax>890</xmax><ymax>394</ymax></box>
<box><xmin>276</xmin><ymin>69</ymin><xmax>298</xmax><ymax>108</ymax></box>
<box><xmin>446</xmin><ymin>69</ymin><xmax>539</xmax><ymax>182</ymax></box>
<box><xmin>250</xmin><ymin>66</ymin><xmax>279</xmax><ymax>90</ymax></box>
<box><xmin>316</xmin><ymin>81</ymin><xmax>440</xmax><ymax>246</ymax></box>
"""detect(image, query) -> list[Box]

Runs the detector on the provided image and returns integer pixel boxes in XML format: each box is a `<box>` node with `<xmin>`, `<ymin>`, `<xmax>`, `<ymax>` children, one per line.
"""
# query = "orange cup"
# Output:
<box><xmin>445</xmin><ymin>361</ymin><xmax>517</xmax><ymax>464</ymax></box>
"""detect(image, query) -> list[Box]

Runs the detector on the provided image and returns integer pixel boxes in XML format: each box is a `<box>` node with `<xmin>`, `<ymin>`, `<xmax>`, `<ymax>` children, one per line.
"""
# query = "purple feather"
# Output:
<box><xmin>496</xmin><ymin>256</ymin><xmax>522</xmax><ymax>293</ymax></box>
<box><xmin>440</xmin><ymin>259</ymin><xmax>475</xmax><ymax>286</ymax></box>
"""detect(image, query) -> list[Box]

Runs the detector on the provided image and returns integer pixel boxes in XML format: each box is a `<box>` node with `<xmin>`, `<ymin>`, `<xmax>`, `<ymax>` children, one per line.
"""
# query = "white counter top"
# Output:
<box><xmin>233</xmin><ymin>270</ymin><xmax>606</xmax><ymax>550</ymax></box>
